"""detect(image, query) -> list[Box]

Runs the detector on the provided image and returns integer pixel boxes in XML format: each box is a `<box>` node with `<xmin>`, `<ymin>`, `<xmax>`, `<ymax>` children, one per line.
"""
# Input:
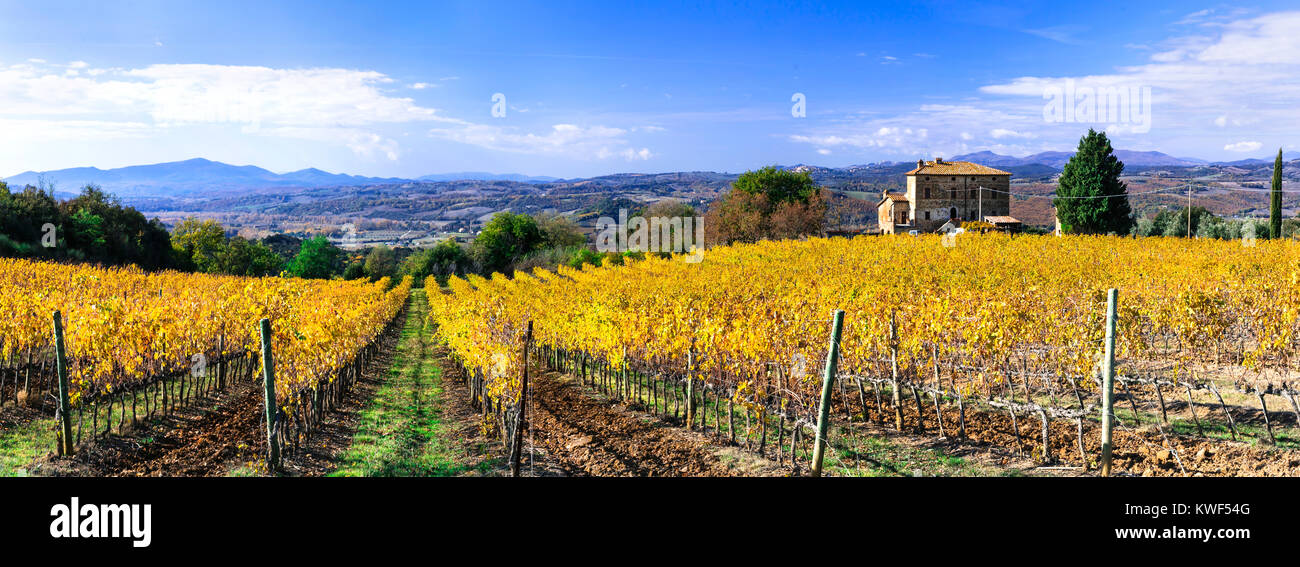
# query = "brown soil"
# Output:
<box><xmin>844</xmin><ymin>396</ymin><xmax>1300</xmax><ymax>477</ymax></box>
<box><xmin>522</xmin><ymin>369</ymin><xmax>780</xmax><ymax>477</ymax></box>
<box><xmin>34</xmin><ymin>309</ymin><xmax>406</xmax><ymax>477</ymax></box>
<box><xmin>0</xmin><ymin>403</ymin><xmax>50</xmax><ymax>431</ymax></box>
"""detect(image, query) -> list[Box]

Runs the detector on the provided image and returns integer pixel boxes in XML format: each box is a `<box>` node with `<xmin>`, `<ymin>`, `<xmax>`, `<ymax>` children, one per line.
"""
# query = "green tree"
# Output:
<box><xmin>534</xmin><ymin>212</ymin><xmax>586</xmax><ymax>248</ymax></box>
<box><xmin>68</xmin><ymin>208</ymin><xmax>107</xmax><ymax>257</ymax></box>
<box><xmin>172</xmin><ymin>218</ymin><xmax>228</xmax><ymax>273</ymax></box>
<box><xmin>364</xmin><ymin>244</ymin><xmax>398</xmax><ymax>281</ymax></box>
<box><xmin>704</xmin><ymin>167</ymin><xmax>828</xmax><ymax>246</ymax></box>
<box><xmin>738</xmin><ymin>165</ymin><xmax>816</xmax><ymax>205</ymax></box>
<box><xmin>1151</xmin><ymin>205</ymin><xmax>1213</xmax><ymax>238</ymax></box>
<box><xmin>1054</xmin><ymin>129</ymin><xmax>1133</xmax><ymax>235</ymax></box>
<box><xmin>287</xmin><ymin>235</ymin><xmax>341</xmax><ymax>279</ymax></box>
<box><xmin>733</xmin><ymin>166</ymin><xmax>819</xmax><ymax>204</ymax></box>
<box><xmin>214</xmin><ymin>237</ymin><xmax>284</xmax><ymax>277</ymax></box>
<box><xmin>473</xmin><ymin>212</ymin><xmax>544</xmax><ymax>274</ymax></box>
<box><xmin>1270</xmin><ymin>148</ymin><xmax>1284</xmax><ymax>239</ymax></box>
<box><xmin>402</xmin><ymin>238</ymin><xmax>471</xmax><ymax>282</ymax></box>
<box><xmin>343</xmin><ymin>260</ymin><xmax>366</xmax><ymax>280</ymax></box>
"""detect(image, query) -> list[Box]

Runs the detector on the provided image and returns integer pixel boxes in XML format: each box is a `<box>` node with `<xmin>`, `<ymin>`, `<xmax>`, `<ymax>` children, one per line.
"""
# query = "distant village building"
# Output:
<box><xmin>875</xmin><ymin>158</ymin><xmax>1016</xmax><ymax>234</ymax></box>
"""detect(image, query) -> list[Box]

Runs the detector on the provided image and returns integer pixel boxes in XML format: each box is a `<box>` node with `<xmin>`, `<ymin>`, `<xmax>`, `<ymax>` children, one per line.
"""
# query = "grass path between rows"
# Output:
<box><xmin>0</xmin><ymin>415</ymin><xmax>56</xmax><ymax>476</ymax></box>
<box><xmin>330</xmin><ymin>288</ymin><xmax>492</xmax><ymax>477</ymax></box>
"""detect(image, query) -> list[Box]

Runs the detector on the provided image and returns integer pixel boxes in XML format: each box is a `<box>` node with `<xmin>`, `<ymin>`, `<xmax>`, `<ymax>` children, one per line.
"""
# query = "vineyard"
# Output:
<box><xmin>428</xmin><ymin>233</ymin><xmax>1300</xmax><ymax>476</ymax></box>
<box><xmin>0</xmin><ymin>257</ymin><xmax>411</xmax><ymax>461</ymax></box>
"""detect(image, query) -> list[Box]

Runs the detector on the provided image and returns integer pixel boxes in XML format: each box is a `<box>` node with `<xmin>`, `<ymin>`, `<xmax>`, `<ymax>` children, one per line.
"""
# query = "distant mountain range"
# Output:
<box><xmin>5</xmin><ymin>150</ymin><xmax>1296</xmax><ymax>200</ymax></box>
<box><xmin>950</xmin><ymin>150</ymin><xmax>1300</xmax><ymax>170</ymax></box>
<box><xmin>2</xmin><ymin>158</ymin><xmax>556</xmax><ymax>197</ymax></box>
<box><xmin>417</xmin><ymin>172</ymin><xmax>560</xmax><ymax>183</ymax></box>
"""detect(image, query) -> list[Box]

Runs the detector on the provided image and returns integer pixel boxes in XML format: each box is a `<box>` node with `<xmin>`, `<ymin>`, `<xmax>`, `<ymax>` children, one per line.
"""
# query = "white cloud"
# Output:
<box><xmin>0</xmin><ymin>118</ymin><xmax>154</xmax><ymax>140</ymax></box>
<box><xmin>976</xmin><ymin>10</ymin><xmax>1300</xmax><ymax>152</ymax></box>
<box><xmin>1224</xmin><ymin>141</ymin><xmax>1262</xmax><ymax>152</ymax></box>
<box><xmin>619</xmin><ymin>147</ymin><xmax>653</xmax><ymax>160</ymax></box>
<box><xmin>816</xmin><ymin>148</ymin><xmax>831</xmax><ymax>155</ymax></box>
<box><xmin>0</xmin><ymin>61</ymin><xmax>443</xmax><ymax>158</ymax></box>
<box><xmin>429</xmin><ymin>122</ymin><xmax>652</xmax><ymax>161</ymax></box>
<box><xmin>410</xmin><ymin>82</ymin><xmax>434</xmax><ymax>89</ymax></box>
<box><xmin>789</xmin><ymin>103</ymin><xmax>1049</xmax><ymax>158</ymax></box>
<box><xmin>990</xmin><ymin>128</ymin><xmax>1034</xmax><ymax>139</ymax></box>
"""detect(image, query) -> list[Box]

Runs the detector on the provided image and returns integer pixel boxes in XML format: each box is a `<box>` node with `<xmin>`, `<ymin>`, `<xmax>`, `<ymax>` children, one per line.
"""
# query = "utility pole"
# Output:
<box><xmin>1187</xmin><ymin>182</ymin><xmax>1192</xmax><ymax>238</ymax></box>
<box><xmin>978</xmin><ymin>186</ymin><xmax>983</xmax><ymax>222</ymax></box>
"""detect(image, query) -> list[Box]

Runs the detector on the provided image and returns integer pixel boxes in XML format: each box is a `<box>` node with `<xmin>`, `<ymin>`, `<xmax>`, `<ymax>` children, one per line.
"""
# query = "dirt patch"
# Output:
<box><xmin>523</xmin><ymin>370</ymin><xmax>780</xmax><ymax>477</ymax></box>
<box><xmin>843</xmin><ymin>396</ymin><xmax>1300</xmax><ymax>477</ymax></box>
<box><xmin>35</xmin><ymin>383</ymin><xmax>265</xmax><ymax>477</ymax></box>
<box><xmin>0</xmin><ymin>403</ymin><xmax>51</xmax><ymax>431</ymax></box>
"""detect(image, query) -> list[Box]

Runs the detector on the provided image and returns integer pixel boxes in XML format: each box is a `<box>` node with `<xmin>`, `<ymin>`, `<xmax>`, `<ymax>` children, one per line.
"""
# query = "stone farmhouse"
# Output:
<box><xmin>876</xmin><ymin>158</ymin><xmax>1016</xmax><ymax>234</ymax></box>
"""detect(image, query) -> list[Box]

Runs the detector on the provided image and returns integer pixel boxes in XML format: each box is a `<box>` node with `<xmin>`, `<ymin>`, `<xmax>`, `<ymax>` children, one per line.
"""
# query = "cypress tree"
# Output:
<box><xmin>1054</xmin><ymin>129</ymin><xmax>1133</xmax><ymax>235</ymax></box>
<box><xmin>1270</xmin><ymin>148</ymin><xmax>1283</xmax><ymax>239</ymax></box>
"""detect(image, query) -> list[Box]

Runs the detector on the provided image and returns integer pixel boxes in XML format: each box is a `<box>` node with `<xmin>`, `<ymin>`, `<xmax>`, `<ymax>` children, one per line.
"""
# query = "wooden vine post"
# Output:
<box><xmin>811</xmin><ymin>309</ymin><xmax>845</xmax><ymax>477</ymax></box>
<box><xmin>1099</xmin><ymin>289</ymin><xmax>1118</xmax><ymax>477</ymax></box>
<box><xmin>889</xmin><ymin>310</ymin><xmax>903</xmax><ymax>431</ymax></box>
<box><xmin>510</xmin><ymin>320</ymin><xmax>533</xmax><ymax>477</ymax></box>
<box><xmin>685</xmin><ymin>339</ymin><xmax>696</xmax><ymax>430</ymax></box>
<box><xmin>258</xmin><ymin>318</ymin><xmax>280</xmax><ymax>472</ymax></box>
<box><xmin>52</xmin><ymin>311</ymin><xmax>75</xmax><ymax>456</ymax></box>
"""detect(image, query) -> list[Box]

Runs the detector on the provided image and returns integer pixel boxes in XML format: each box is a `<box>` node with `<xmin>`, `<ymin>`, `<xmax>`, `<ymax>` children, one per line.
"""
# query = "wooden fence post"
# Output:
<box><xmin>890</xmin><ymin>311</ymin><xmax>903</xmax><ymax>431</ymax></box>
<box><xmin>685</xmin><ymin>339</ymin><xmax>696</xmax><ymax>430</ymax></box>
<box><xmin>52</xmin><ymin>311</ymin><xmax>74</xmax><ymax>456</ymax></box>
<box><xmin>510</xmin><ymin>321</ymin><xmax>533</xmax><ymax>477</ymax></box>
<box><xmin>811</xmin><ymin>309</ymin><xmax>845</xmax><ymax>477</ymax></box>
<box><xmin>259</xmin><ymin>318</ymin><xmax>280</xmax><ymax>472</ymax></box>
<box><xmin>1099</xmin><ymin>288</ymin><xmax>1118</xmax><ymax>477</ymax></box>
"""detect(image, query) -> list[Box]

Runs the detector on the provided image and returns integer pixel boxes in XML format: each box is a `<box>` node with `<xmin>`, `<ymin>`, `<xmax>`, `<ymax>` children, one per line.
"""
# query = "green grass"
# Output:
<box><xmin>330</xmin><ymin>289</ymin><xmax>496</xmax><ymax>477</ymax></box>
<box><xmin>1128</xmin><ymin>406</ymin><xmax>1300</xmax><ymax>449</ymax></box>
<box><xmin>0</xmin><ymin>416</ymin><xmax>57</xmax><ymax>476</ymax></box>
<box><xmin>820</xmin><ymin>428</ymin><xmax>1019</xmax><ymax>477</ymax></box>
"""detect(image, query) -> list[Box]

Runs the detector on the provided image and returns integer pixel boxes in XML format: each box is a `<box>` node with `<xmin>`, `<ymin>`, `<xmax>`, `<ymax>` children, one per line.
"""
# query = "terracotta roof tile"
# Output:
<box><xmin>984</xmin><ymin>216</ymin><xmax>1021</xmax><ymax>224</ymax></box>
<box><xmin>906</xmin><ymin>160</ymin><xmax>1012</xmax><ymax>176</ymax></box>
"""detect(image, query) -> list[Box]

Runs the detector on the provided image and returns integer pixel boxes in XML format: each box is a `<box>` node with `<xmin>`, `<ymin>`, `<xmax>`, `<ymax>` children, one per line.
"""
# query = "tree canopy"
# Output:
<box><xmin>0</xmin><ymin>182</ymin><xmax>173</xmax><ymax>269</ymax></box>
<box><xmin>1054</xmin><ymin>129</ymin><xmax>1133</xmax><ymax>235</ymax></box>
<box><xmin>473</xmin><ymin>212</ymin><xmax>544</xmax><ymax>274</ymax></box>
<box><xmin>1271</xmin><ymin>148</ymin><xmax>1284</xmax><ymax>239</ymax></box>
<box><xmin>287</xmin><ymin>235</ymin><xmax>342</xmax><ymax>279</ymax></box>
<box><xmin>705</xmin><ymin>166</ymin><xmax>827</xmax><ymax>245</ymax></box>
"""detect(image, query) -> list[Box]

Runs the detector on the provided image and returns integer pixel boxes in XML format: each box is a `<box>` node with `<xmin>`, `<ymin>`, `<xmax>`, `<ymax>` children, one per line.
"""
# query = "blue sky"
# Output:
<box><xmin>1</xmin><ymin>0</ymin><xmax>1299</xmax><ymax>179</ymax></box>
